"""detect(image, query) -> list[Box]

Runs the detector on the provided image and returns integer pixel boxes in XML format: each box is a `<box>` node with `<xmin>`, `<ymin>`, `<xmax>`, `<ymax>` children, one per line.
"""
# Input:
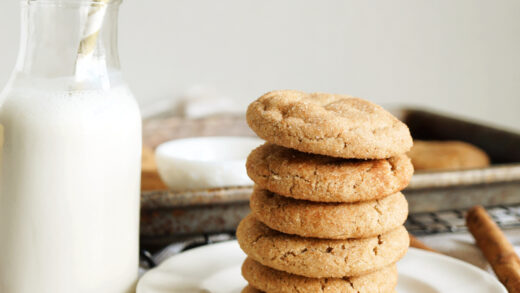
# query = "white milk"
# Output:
<box><xmin>0</xmin><ymin>78</ymin><xmax>141</xmax><ymax>293</ymax></box>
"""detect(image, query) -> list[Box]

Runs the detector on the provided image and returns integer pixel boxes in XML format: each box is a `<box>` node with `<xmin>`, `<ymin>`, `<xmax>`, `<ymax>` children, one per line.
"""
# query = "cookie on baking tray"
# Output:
<box><xmin>242</xmin><ymin>257</ymin><xmax>398</xmax><ymax>293</ymax></box>
<box><xmin>408</xmin><ymin>140</ymin><xmax>490</xmax><ymax>171</ymax></box>
<box><xmin>250</xmin><ymin>188</ymin><xmax>408</xmax><ymax>239</ymax></box>
<box><xmin>246</xmin><ymin>90</ymin><xmax>412</xmax><ymax>159</ymax></box>
<box><xmin>236</xmin><ymin>215</ymin><xmax>409</xmax><ymax>278</ymax></box>
<box><xmin>247</xmin><ymin>143</ymin><xmax>413</xmax><ymax>202</ymax></box>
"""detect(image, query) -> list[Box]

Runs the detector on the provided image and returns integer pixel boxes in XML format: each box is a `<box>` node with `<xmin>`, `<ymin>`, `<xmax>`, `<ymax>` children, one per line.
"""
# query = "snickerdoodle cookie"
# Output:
<box><xmin>250</xmin><ymin>188</ymin><xmax>408</xmax><ymax>239</ymax></box>
<box><xmin>408</xmin><ymin>140</ymin><xmax>490</xmax><ymax>171</ymax></box>
<box><xmin>236</xmin><ymin>215</ymin><xmax>409</xmax><ymax>278</ymax></box>
<box><xmin>246</xmin><ymin>90</ymin><xmax>412</xmax><ymax>159</ymax></box>
<box><xmin>242</xmin><ymin>285</ymin><xmax>261</xmax><ymax>293</ymax></box>
<box><xmin>242</xmin><ymin>257</ymin><xmax>398</xmax><ymax>293</ymax></box>
<box><xmin>247</xmin><ymin>143</ymin><xmax>413</xmax><ymax>202</ymax></box>
<box><xmin>241</xmin><ymin>286</ymin><xmax>397</xmax><ymax>293</ymax></box>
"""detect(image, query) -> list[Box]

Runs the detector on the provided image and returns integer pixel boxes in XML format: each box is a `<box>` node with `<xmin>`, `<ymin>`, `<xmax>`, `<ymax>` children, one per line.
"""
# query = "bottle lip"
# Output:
<box><xmin>22</xmin><ymin>0</ymin><xmax>122</xmax><ymax>7</ymax></box>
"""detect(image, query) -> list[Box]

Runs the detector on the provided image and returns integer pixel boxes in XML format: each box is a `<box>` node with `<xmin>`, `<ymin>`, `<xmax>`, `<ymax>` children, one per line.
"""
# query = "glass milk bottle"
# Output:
<box><xmin>0</xmin><ymin>1</ymin><xmax>141</xmax><ymax>292</ymax></box>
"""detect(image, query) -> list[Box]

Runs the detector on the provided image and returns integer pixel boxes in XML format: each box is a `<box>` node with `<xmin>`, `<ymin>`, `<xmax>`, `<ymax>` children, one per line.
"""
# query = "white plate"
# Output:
<box><xmin>137</xmin><ymin>241</ymin><xmax>506</xmax><ymax>293</ymax></box>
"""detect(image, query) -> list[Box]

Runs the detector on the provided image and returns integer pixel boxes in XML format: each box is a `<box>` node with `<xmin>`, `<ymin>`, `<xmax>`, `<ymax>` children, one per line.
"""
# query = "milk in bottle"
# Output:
<box><xmin>0</xmin><ymin>1</ymin><xmax>141</xmax><ymax>292</ymax></box>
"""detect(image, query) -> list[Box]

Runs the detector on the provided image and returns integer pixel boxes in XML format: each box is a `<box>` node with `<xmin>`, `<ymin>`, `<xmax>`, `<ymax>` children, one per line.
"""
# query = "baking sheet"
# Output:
<box><xmin>140</xmin><ymin>108</ymin><xmax>520</xmax><ymax>245</ymax></box>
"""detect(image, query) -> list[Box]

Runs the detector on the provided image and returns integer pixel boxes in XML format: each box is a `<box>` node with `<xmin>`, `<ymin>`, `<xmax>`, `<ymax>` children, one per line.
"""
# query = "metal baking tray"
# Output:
<box><xmin>140</xmin><ymin>108</ymin><xmax>520</xmax><ymax>247</ymax></box>
<box><xmin>398</xmin><ymin>109</ymin><xmax>520</xmax><ymax>213</ymax></box>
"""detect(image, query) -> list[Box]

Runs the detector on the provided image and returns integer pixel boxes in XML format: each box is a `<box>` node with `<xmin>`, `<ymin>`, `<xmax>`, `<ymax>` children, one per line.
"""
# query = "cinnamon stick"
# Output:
<box><xmin>466</xmin><ymin>205</ymin><xmax>520</xmax><ymax>292</ymax></box>
<box><xmin>409</xmin><ymin>234</ymin><xmax>439</xmax><ymax>253</ymax></box>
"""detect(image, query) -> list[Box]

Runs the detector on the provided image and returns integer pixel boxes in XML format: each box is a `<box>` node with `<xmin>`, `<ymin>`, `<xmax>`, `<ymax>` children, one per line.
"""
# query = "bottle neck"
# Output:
<box><xmin>13</xmin><ymin>0</ymin><xmax>122</xmax><ymax>89</ymax></box>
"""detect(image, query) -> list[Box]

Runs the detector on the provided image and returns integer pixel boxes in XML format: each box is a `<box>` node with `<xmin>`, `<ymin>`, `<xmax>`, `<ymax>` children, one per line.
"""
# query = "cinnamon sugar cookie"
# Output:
<box><xmin>241</xmin><ymin>285</ymin><xmax>262</xmax><ymax>293</ymax></box>
<box><xmin>236</xmin><ymin>215</ymin><xmax>409</xmax><ymax>278</ymax></box>
<box><xmin>408</xmin><ymin>140</ymin><xmax>490</xmax><ymax>171</ymax></box>
<box><xmin>250</xmin><ymin>188</ymin><xmax>408</xmax><ymax>239</ymax></box>
<box><xmin>247</xmin><ymin>143</ymin><xmax>413</xmax><ymax>202</ymax></box>
<box><xmin>246</xmin><ymin>90</ymin><xmax>412</xmax><ymax>159</ymax></box>
<box><xmin>241</xmin><ymin>285</ymin><xmax>397</xmax><ymax>293</ymax></box>
<box><xmin>242</xmin><ymin>257</ymin><xmax>398</xmax><ymax>293</ymax></box>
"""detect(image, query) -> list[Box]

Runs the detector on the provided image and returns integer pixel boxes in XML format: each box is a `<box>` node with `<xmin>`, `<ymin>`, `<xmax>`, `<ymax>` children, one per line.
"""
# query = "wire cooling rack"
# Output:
<box><xmin>406</xmin><ymin>204</ymin><xmax>520</xmax><ymax>235</ymax></box>
<box><xmin>140</xmin><ymin>233</ymin><xmax>236</xmax><ymax>269</ymax></box>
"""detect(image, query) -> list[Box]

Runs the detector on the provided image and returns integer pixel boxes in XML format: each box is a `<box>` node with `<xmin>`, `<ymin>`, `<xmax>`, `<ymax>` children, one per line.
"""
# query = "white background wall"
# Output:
<box><xmin>0</xmin><ymin>0</ymin><xmax>519</xmax><ymax>129</ymax></box>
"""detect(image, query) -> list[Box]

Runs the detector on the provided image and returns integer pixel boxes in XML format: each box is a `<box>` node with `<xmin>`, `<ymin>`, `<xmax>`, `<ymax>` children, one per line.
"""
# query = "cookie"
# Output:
<box><xmin>247</xmin><ymin>143</ymin><xmax>413</xmax><ymax>202</ymax></box>
<box><xmin>246</xmin><ymin>90</ymin><xmax>412</xmax><ymax>159</ymax></box>
<box><xmin>242</xmin><ymin>285</ymin><xmax>262</xmax><ymax>293</ymax></box>
<box><xmin>241</xmin><ymin>286</ymin><xmax>397</xmax><ymax>293</ymax></box>
<box><xmin>242</xmin><ymin>257</ymin><xmax>398</xmax><ymax>293</ymax></box>
<box><xmin>236</xmin><ymin>215</ymin><xmax>409</xmax><ymax>278</ymax></box>
<box><xmin>250</xmin><ymin>188</ymin><xmax>408</xmax><ymax>239</ymax></box>
<box><xmin>142</xmin><ymin>146</ymin><xmax>158</xmax><ymax>172</ymax></box>
<box><xmin>408</xmin><ymin>140</ymin><xmax>490</xmax><ymax>171</ymax></box>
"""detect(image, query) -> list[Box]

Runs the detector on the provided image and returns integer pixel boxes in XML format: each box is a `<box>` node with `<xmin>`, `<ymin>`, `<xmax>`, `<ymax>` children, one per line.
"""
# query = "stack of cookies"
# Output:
<box><xmin>237</xmin><ymin>90</ymin><xmax>414</xmax><ymax>293</ymax></box>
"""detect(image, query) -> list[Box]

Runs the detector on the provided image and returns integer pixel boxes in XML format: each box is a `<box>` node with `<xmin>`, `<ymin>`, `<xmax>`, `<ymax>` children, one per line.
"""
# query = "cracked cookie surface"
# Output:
<box><xmin>242</xmin><ymin>257</ymin><xmax>398</xmax><ymax>293</ymax></box>
<box><xmin>250</xmin><ymin>188</ymin><xmax>408</xmax><ymax>239</ymax></box>
<box><xmin>247</xmin><ymin>143</ymin><xmax>413</xmax><ymax>202</ymax></box>
<box><xmin>246</xmin><ymin>90</ymin><xmax>412</xmax><ymax>159</ymax></box>
<box><xmin>236</xmin><ymin>215</ymin><xmax>409</xmax><ymax>278</ymax></box>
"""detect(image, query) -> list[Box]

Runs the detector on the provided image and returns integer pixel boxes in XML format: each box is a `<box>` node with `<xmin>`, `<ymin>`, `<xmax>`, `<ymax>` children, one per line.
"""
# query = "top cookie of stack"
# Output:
<box><xmin>238</xmin><ymin>90</ymin><xmax>413</xmax><ymax>293</ymax></box>
<box><xmin>246</xmin><ymin>89</ymin><xmax>412</xmax><ymax>160</ymax></box>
